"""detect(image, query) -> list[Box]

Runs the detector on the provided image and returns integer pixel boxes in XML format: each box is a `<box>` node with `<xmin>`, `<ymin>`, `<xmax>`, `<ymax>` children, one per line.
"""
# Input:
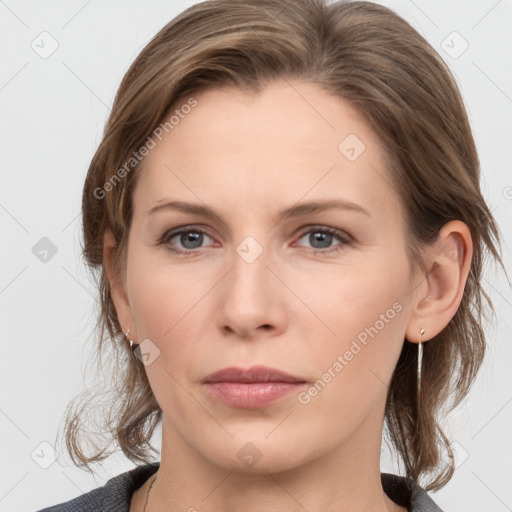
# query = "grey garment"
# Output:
<box><xmin>36</xmin><ymin>462</ymin><xmax>444</xmax><ymax>512</ymax></box>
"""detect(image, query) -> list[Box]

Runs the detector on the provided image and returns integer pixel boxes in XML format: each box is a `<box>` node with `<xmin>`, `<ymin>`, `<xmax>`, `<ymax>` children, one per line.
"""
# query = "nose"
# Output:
<box><xmin>216</xmin><ymin>241</ymin><xmax>287</xmax><ymax>340</ymax></box>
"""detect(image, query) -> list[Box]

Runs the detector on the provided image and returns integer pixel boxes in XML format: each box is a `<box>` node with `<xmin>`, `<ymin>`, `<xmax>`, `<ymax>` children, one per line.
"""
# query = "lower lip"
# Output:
<box><xmin>203</xmin><ymin>382</ymin><xmax>305</xmax><ymax>409</ymax></box>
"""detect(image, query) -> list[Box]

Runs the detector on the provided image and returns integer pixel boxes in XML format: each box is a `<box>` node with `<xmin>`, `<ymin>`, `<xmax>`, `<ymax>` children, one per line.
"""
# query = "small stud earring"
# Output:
<box><xmin>125</xmin><ymin>328</ymin><xmax>134</xmax><ymax>348</ymax></box>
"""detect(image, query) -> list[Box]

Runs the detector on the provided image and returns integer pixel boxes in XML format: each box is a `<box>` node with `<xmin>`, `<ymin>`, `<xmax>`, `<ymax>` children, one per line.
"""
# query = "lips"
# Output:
<box><xmin>202</xmin><ymin>365</ymin><xmax>307</xmax><ymax>409</ymax></box>
<box><xmin>203</xmin><ymin>365</ymin><xmax>305</xmax><ymax>384</ymax></box>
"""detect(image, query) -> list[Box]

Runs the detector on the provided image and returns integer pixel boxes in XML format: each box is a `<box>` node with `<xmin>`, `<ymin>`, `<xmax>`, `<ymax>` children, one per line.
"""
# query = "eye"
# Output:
<box><xmin>295</xmin><ymin>226</ymin><xmax>352</xmax><ymax>253</ymax></box>
<box><xmin>159</xmin><ymin>224</ymin><xmax>352</xmax><ymax>255</ymax></box>
<box><xmin>160</xmin><ymin>226</ymin><xmax>216</xmax><ymax>253</ymax></box>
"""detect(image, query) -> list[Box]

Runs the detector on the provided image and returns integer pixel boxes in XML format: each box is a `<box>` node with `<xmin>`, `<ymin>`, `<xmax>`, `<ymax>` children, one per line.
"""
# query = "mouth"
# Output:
<box><xmin>202</xmin><ymin>365</ymin><xmax>307</xmax><ymax>409</ymax></box>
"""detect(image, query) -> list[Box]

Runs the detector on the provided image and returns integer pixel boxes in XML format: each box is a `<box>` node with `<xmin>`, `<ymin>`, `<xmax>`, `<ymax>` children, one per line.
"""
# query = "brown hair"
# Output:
<box><xmin>59</xmin><ymin>0</ymin><xmax>506</xmax><ymax>491</ymax></box>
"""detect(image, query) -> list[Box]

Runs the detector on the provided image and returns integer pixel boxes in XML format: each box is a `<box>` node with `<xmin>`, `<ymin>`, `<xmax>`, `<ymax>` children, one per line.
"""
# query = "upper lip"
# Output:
<box><xmin>203</xmin><ymin>365</ymin><xmax>306</xmax><ymax>384</ymax></box>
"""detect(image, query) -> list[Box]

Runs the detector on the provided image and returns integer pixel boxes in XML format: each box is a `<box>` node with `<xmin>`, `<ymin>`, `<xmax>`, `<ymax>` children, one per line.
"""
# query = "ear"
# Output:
<box><xmin>103</xmin><ymin>227</ymin><xmax>137</xmax><ymax>341</ymax></box>
<box><xmin>405</xmin><ymin>220</ymin><xmax>473</xmax><ymax>343</ymax></box>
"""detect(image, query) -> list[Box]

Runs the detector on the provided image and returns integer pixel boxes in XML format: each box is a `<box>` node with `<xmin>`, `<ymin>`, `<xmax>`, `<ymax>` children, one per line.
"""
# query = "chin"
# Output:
<box><xmin>198</xmin><ymin>430</ymin><xmax>317</xmax><ymax>476</ymax></box>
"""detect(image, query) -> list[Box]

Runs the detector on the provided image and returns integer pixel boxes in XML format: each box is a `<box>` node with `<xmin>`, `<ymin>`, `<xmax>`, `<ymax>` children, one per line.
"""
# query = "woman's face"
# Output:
<box><xmin>120</xmin><ymin>80</ymin><xmax>422</xmax><ymax>473</ymax></box>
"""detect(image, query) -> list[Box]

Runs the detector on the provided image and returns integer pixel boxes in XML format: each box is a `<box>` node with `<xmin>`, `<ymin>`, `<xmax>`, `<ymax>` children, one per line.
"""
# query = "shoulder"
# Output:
<box><xmin>35</xmin><ymin>462</ymin><xmax>160</xmax><ymax>512</ymax></box>
<box><xmin>381</xmin><ymin>473</ymin><xmax>445</xmax><ymax>512</ymax></box>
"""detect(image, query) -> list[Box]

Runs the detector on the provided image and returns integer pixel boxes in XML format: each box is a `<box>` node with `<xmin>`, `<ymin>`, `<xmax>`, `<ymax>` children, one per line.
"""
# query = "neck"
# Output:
<box><xmin>146</xmin><ymin>413</ymin><xmax>404</xmax><ymax>512</ymax></box>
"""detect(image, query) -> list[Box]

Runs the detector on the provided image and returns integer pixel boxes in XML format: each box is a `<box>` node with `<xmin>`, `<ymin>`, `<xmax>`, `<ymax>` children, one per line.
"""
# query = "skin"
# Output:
<box><xmin>103</xmin><ymin>80</ymin><xmax>473</xmax><ymax>512</ymax></box>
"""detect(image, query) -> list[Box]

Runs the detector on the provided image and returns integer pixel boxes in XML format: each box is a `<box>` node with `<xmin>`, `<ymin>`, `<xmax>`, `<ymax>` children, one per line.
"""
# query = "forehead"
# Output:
<box><xmin>166</xmin><ymin>80</ymin><xmax>374</xmax><ymax>157</ymax></box>
<box><xmin>134</xmin><ymin>80</ymin><xmax>400</xmax><ymax>221</ymax></box>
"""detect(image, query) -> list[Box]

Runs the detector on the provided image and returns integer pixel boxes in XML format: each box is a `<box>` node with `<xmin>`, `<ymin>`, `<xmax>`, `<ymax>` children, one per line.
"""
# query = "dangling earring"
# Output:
<box><xmin>125</xmin><ymin>328</ymin><xmax>134</xmax><ymax>348</ymax></box>
<box><xmin>417</xmin><ymin>328</ymin><xmax>425</xmax><ymax>398</ymax></box>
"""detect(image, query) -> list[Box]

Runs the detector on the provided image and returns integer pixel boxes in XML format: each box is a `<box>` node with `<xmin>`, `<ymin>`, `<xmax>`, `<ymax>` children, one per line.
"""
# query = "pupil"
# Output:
<box><xmin>182</xmin><ymin>231</ymin><xmax>202</xmax><ymax>249</ymax></box>
<box><xmin>311</xmin><ymin>232</ymin><xmax>331</xmax><ymax>249</ymax></box>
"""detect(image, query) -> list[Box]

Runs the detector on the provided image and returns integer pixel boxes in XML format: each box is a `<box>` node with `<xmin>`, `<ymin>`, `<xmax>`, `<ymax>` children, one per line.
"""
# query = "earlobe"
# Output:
<box><xmin>405</xmin><ymin>220</ymin><xmax>473</xmax><ymax>343</ymax></box>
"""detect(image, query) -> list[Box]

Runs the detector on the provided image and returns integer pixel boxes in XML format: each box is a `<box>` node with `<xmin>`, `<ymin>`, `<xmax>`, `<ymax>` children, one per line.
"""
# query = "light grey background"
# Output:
<box><xmin>1</xmin><ymin>1</ymin><xmax>511</xmax><ymax>511</ymax></box>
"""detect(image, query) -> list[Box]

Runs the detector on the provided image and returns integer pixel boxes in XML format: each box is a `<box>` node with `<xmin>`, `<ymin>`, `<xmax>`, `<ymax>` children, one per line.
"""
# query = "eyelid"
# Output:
<box><xmin>159</xmin><ymin>223</ymin><xmax>353</xmax><ymax>255</ymax></box>
<box><xmin>293</xmin><ymin>225</ymin><xmax>353</xmax><ymax>252</ymax></box>
<box><xmin>295</xmin><ymin>225</ymin><xmax>352</xmax><ymax>243</ymax></box>
<box><xmin>159</xmin><ymin>225</ymin><xmax>216</xmax><ymax>248</ymax></box>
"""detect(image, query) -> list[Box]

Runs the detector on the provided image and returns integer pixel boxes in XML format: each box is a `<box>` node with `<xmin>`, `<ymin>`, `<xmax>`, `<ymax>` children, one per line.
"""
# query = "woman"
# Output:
<box><xmin>37</xmin><ymin>0</ymin><xmax>505</xmax><ymax>511</ymax></box>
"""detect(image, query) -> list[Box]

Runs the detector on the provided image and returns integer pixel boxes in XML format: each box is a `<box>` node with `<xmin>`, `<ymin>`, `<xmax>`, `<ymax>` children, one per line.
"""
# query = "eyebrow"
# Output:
<box><xmin>147</xmin><ymin>199</ymin><xmax>371</xmax><ymax>226</ymax></box>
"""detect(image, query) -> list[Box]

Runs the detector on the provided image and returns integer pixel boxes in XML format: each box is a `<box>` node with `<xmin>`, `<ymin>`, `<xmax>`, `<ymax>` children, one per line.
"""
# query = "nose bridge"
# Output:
<box><xmin>235</xmin><ymin>233</ymin><xmax>266</xmax><ymax>267</ymax></box>
<box><xmin>230</xmin><ymin>233</ymin><xmax>270</xmax><ymax>296</ymax></box>
<box><xmin>217</xmin><ymin>232</ymin><xmax>282</xmax><ymax>335</ymax></box>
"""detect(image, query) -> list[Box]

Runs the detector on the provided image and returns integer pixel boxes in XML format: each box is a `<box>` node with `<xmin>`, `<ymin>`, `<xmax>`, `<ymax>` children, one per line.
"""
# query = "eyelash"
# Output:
<box><xmin>158</xmin><ymin>225</ymin><xmax>353</xmax><ymax>256</ymax></box>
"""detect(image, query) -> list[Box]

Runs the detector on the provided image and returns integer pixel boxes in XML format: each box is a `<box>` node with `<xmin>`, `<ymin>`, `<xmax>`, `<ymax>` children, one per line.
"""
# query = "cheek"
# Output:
<box><xmin>126</xmin><ymin>259</ymin><xmax>211</xmax><ymax>419</ymax></box>
<box><xmin>298</xmin><ymin>254</ymin><xmax>410</xmax><ymax>400</ymax></box>
<box><xmin>127</xmin><ymin>244</ymin><xmax>206</xmax><ymax>335</ymax></box>
<box><xmin>126</xmin><ymin>254</ymin><xmax>216</xmax><ymax>373</ymax></box>
<box><xmin>305</xmin><ymin>251</ymin><xmax>408</xmax><ymax>339</ymax></box>
<box><xmin>295</xmin><ymin>298</ymin><xmax>407</xmax><ymax>442</ymax></box>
